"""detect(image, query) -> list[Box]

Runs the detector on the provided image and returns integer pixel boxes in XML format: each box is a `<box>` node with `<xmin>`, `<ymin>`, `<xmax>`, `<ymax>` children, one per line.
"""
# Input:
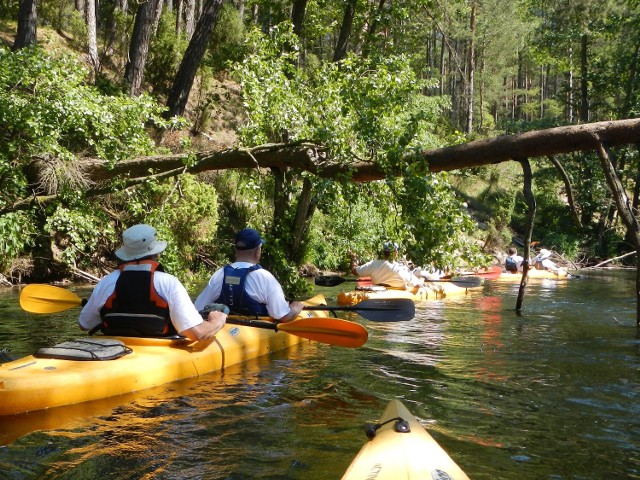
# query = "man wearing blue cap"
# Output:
<box><xmin>195</xmin><ymin>228</ymin><xmax>304</xmax><ymax>322</ymax></box>
<box><xmin>349</xmin><ymin>241</ymin><xmax>423</xmax><ymax>290</ymax></box>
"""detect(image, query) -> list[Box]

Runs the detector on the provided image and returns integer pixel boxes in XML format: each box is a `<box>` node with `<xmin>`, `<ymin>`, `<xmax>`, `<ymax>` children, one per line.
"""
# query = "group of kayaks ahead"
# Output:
<box><xmin>332</xmin><ymin>276</ymin><xmax>484</xmax><ymax>306</ymax></box>
<box><xmin>333</xmin><ymin>265</ymin><xmax>574</xmax><ymax>305</ymax></box>
<box><xmin>456</xmin><ymin>264</ymin><xmax>572</xmax><ymax>282</ymax></box>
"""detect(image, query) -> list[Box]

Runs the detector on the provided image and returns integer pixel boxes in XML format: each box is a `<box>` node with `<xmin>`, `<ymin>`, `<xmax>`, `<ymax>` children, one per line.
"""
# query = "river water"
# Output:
<box><xmin>0</xmin><ymin>272</ymin><xmax>638</xmax><ymax>479</ymax></box>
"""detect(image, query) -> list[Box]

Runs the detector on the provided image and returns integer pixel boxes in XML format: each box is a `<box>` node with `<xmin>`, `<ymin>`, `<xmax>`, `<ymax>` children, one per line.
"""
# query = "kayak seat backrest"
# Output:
<box><xmin>35</xmin><ymin>338</ymin><xmax>132</xmax><ymax>361</ymax></box>
<box><xmin>101</xmin><ymin>313</ymin><xmax>171</xmax><ymax>337</ymax></box>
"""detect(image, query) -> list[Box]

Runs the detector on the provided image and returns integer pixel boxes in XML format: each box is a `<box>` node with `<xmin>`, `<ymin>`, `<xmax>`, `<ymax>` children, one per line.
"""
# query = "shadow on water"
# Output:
<box><xmin>1</xmin><ymin>273</ymin><xmax>639</xmax><ymax>479</ymax></box>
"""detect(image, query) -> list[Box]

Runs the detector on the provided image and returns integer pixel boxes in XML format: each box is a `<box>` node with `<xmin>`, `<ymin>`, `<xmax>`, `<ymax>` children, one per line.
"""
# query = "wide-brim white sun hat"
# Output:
<box><xmin>115</xmin><ymin>224</ymin><xmax>168</xmax><ymax>261</ymax></box>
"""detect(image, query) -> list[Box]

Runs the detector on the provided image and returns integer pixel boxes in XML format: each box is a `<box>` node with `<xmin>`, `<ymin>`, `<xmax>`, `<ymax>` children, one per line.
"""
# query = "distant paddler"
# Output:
<box><xmin>532</xmin><ymin>248</ymin><xmax>563</xmax><ymax>273</ymax></box>
<box><xmin>349</xmin><ymin>241</ymin><xmax>425</xmax><ymax>291</ymax></box>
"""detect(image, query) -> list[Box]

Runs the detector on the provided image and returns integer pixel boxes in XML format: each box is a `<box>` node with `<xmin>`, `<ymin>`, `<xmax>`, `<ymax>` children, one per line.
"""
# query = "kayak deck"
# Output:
<box><xmin>494</xmin><ymin>268</ymin><xmax>570</xmax><ymax>282</ymax></box>
<box><xmin>342</xmin><ymin>399</ymin><xmax>469</xmax><ymax>480</ymax></box>
<box><xmin>0</xmin><ymin>295</ymin><xmax>330</xmax><ymax>416</ymax></box>
<box><xmin>454</xmin><ymin>265</ymin><xmax>503</xmax><ymax>280</ymax></box>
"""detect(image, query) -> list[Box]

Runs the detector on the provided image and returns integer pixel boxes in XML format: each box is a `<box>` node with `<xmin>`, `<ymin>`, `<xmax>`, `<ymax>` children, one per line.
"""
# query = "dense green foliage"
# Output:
<box><xmin>1</xmin><ymin>0</ymin><xmax>640</xmax><ymax>290</ymax></box>
<box><xmin>0</xmin><ymin>46</ymin><xmax>217</xmax><ymax>284</ymax></box>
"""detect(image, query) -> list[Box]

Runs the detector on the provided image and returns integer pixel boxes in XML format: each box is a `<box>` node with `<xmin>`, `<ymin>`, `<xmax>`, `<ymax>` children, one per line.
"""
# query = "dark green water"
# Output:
<box><xmin>0</xmin><ymin>272</ymin><xmax>639</xmax><ymax>479</ymax></box>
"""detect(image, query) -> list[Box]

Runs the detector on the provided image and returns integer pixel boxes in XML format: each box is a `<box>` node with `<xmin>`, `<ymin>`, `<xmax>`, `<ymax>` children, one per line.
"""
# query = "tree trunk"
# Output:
<box><xmin>165</xmin><ymin>0</ymin><xmax>224</xmax><ymax>118</ymax></box>
<box><xmin>361</xmin><ymin>0</ymin><xmax>386</xmax><ymax>57</ymax></box>
<box><xmin>594</xmin><ymin>135</ymin><xmax>640</xmax><ymax>329</ymax></box>
<box><xmin>439</xmin><ymin>33</ymin><xmax>445</xmax><ymax>96</ymax></box>
<box><xmin>633</xmin><ymin>144</ymin><xmax>640</xmax><ymax>212</ymax></box>
<box><xmin>271</xmin><ymin>167</ymin><xmax>287</xmax><ymax>225</ymax></box>
<box><xmin>13</xmin><ymin>0</ymin><xmax>37</xmax><ymax>51</ymax></box>
<box><xmin>21</xmin><ymin>118</ymin><xmax>640</xmax><ymax>185</ymax></box>
<box><xmin>465</xmin><ymin>0</ymin><xmax>476</xmax><ymax>136</ymax></box>
<box><xmin>290</xmin><ymin>177</ymin><xmax>315</xmax><ymax>262</ymax></box>
<box><xmin>623</xmin><ymin>40</ymin><xmax>640</xmax><ymax>118</ymax></box>
<box><xmin>548</xmin><ymin>155</ymin><xmax>582</xmax><ymax>227</ymax></box>
<box><xmin>86</xmin><ymin>0</ymin><xmax>100</xmax><ymax>75</ymax></box>
<box><xmin>124</xmin><ymin>0</ymin><xmax>162</xmax><ymax>96</ymax></box>
<box><xmin>580</xmin><ymin>34</ymin><xmax>589</xmax><ymax>122</ymax></box>
<box><xmin>175</xmin><ymin>0</ymin><xmax>183</xmax><ymax>33</ymax></box>
<box><xmin>11</xmin><ymin>119</ymin><xmax>640</xmax><ymax>213</ymax></box>
<box><xmin>566</xmin><ymin>46</ymin><xmax>574</xmax><ymax>122</ymax></box>
<box><xmin>184</xmin><ymin>0</ymin><xmax>196</xmax><ymax>39</ymax></box>
<box><xmin>516</xmin><ymin>157</ymin><xmax>535</xmax><ymax>313</ymax></box>
<box><xmin>291</xmin><ymin>0</ymin><xmax>307</xmax><ymax>38</ymax></box>
<box><xmin>333</xmin><ymin>0</ymin><xmax>357</xmax><ymax>62</ymax></box>
<box><xmin>236</xmin><ymin>0</ymin><xmax>245</xmax><ymax>21</ymax></box>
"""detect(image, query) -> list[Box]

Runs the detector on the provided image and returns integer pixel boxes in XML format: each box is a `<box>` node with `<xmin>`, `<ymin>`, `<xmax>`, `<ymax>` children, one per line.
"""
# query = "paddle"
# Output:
<box><xmin>315</xmin><ymin>274</ymin><xmax>484</xmax><ymax>288</ymax></box>
<box><xmin>222</xmin><ymin>316</ymin><xmax>367</xmax><ymax>348</ymax></box>
<box><xmin>304</xmin><ymin>298</ymin><xmax>415</xmax><ymax>322</ymax></box>
<box><xmin>19</xmin><ymin>284</ymin><xmax>369</xmax><ymax>348</ymax></box>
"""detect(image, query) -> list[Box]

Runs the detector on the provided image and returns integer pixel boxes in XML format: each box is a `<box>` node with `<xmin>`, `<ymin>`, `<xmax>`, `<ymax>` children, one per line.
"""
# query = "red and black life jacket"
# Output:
<box><xmin>99</xmin><ymin>260</ymin><xmax>176</xmax><ymax>337</ymax></box>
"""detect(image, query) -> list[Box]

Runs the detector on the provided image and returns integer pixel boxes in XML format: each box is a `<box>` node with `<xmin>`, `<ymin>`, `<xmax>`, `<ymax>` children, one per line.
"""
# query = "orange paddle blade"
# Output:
<box><xmin>277</xmin><ymin>317</ymin><xmax>368</xmax><ymax>348</ymax></box>
<box><xmin>19</xmin><ymin>284</ymin><xmax>84</xmax><ymax>314</ymax></box>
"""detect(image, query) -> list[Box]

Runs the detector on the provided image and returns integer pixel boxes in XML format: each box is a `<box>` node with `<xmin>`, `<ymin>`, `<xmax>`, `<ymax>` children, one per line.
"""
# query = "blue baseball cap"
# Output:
<box><xmin>235</xmin><ymin>228</ymin><xmax>265</xmax><ymax>250</ymax></box>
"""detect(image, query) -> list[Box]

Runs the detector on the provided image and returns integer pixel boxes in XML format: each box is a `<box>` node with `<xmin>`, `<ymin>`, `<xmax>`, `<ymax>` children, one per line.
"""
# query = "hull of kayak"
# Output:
<box><xmin>494</xmin><ymin>268</ymin><xmax>569</xmax><ymax>281</ymax></box>
<box><xmin>337</xmin><ymin>281</ymin><xmax>476</xmax><ymax>306</ymax></box>
<box><xmin>0</xmin><ymin>295</ymin><xmax>329</xmax><ymax>416</ymax></box>
<box><xmin>456</xmin><ymin>265</ymin><xmax>502</xmax><ymax>280</ymax></box>
<box><xmin>342</xmin><ymin>399</ymin><xmax>469</xmax><ymax>480</ymax></box>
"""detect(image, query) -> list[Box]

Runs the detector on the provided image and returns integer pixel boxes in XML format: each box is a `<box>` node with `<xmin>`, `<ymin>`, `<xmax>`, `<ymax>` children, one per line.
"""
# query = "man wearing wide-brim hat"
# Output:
<box><xmin>195</xmin><ymin>228</ymin><xmax>304</xmax><ymax>322</ymax></box>
<box><xmin>79</xmin><ymin>224</ymin><xmax>226</xmax><ymax>340</ymax></box>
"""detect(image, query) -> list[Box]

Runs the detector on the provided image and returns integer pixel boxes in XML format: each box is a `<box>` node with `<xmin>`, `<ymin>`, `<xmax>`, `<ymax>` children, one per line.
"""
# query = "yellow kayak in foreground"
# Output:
<box><xmin>0</xmin><ymin>294</ymin><xmax>351</xmax><ymax>416</ymax></box>
<box><xmin>342</xmin><ymin>399</ymin><xmax>470</xmax><ymax>480</ymax></box>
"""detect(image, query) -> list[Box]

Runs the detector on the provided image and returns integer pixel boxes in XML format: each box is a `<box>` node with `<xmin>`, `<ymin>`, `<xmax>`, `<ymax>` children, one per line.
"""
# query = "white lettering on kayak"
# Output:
<box><xmin>432</xmin><ymin>469</ymin><xmax>454</xmax><ymax>480</ymax></box>
<box><xmin>366</xmin><ymin>463</ymin><xmax>382</xmax><ymax>479</ymax></box>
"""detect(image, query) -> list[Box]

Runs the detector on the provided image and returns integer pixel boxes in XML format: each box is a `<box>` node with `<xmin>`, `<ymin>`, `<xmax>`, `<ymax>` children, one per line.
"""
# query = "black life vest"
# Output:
<box><xmin>215</xmin><ymin>264</ymin><xmax>269</xmax><ymax>317</ymax></box>
<box><xmin>99</xmin><ymin>260</ymin><xmax>176</xmax><ymax>337</ymax></box>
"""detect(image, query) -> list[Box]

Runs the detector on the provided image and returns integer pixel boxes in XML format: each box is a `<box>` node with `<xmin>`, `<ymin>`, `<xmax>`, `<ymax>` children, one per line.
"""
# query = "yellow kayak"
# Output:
<box><xmin>494</xmin><ymin>268</ymin><xmax>570</xmax><ymax>282</ymax></box>
<box><xmin>0</xmin><ymin>294</ymin><xmax>345</xmax><ymax>416</ymax></box>
<box><xmin>342</xmin><ymin>399</ymin><xmax>470</xmax><ymax>480</ymax></box>
<box><xmin>337</xmin><ymin>281</ymin><xmax>478</xmax><ymax>306</ymax></box>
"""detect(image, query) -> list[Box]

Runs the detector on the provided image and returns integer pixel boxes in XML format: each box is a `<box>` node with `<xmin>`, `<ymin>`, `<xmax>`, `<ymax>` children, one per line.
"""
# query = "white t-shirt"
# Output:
<box><xmin>507</xmin><ymin>253</ymin><xmax>525</xmax><ymax>272</ymax></box>
<box><xmin>78</xmin><ymin>269</ymin><xmax>204</xmax><ymax>334</ymax></box>
<box><xmin>194</xmin><ymin>262</ymin><xmax>291</xmax><ymax>320</ymax></box>
<box><xmin>355</xmin><ymin>259</ymin><xmax>421</xmax><ymax>289</ymax></box>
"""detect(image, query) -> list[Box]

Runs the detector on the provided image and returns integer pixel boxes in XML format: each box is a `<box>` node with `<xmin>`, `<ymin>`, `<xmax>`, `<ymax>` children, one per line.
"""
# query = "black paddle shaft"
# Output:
<box><xmin>304</xmin><ymin>298</ymin><xmax>415</xmax><ymax>322</ymax></box>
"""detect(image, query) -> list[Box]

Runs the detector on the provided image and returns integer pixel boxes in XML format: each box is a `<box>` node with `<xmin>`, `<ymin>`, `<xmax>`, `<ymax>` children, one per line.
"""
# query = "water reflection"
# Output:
<box><xmin>1</xmin><ymin>274</ymin><xmax>639</xmax><ymax>479</ymax></box>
